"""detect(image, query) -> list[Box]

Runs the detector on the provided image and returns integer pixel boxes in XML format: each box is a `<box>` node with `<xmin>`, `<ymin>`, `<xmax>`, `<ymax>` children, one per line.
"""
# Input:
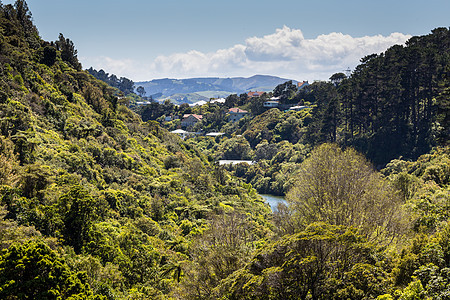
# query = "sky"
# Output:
<box><xmin>4</xmin><ymin>0</ymin><xmax>449</xmax><ymax>82</ymax></box>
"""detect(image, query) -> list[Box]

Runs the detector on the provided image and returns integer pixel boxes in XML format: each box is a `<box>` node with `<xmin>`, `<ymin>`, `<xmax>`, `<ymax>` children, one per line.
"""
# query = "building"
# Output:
<box><xmin>263</xmin><ymin>100</ymin><xmax>280</xmax><ymax>108</ymax></box>
<box><xmin>228</xmin><ymin>108</ymin><xmax>248</xmax><ymax>123</ymax></box>
<box><xmin>289</xmin><ymin>105</ymin><xmax>308</xmax><ymax>111</ymax></box>
<box><xmin>206</xmin><ymin>132</ymin><xmax>225</xmax><ymax>137</ymax></box>
<box><xmin>264</xmin><ymin>97</ymin><xmax>281</xmax><ymax>108</ymax></box>
<box><xmin>247</xmin><ymin>91</ymin><xmax>265</xmax><ymax>98</ymax></box>
<box><xmin>181</xmin><ymin>114</ymin><xmax>203</xmax><ymax>128</ymax></box>
<box><xmin>171</xmin><ymin>129</ymin><xmax>189</xmax><ymax>139</ymax></box>
<box><xmin>297</xmin><ymin>81</ymin><xmax>309</xmax><ymax>89</ymax></box>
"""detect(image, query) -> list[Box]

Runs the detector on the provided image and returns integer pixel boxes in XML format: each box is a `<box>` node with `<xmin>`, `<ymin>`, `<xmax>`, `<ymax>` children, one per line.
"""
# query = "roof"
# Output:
<box><xmin>229</xmin><ymin>107</ymin><xmax>248</xmax><ymax>113</ymax></box>
<box><xmin>206</xmin><ymin>132</ymin><xmax>225</xmax><ymax>137</ymax></box>
<box><xmin>289</xmin><ymin>105</ymin><xmax>308</xmax><ymax>110</ymax></box>
<box><xmin>298</xmin><ymin>81</ymin><xmax>309</xmax><ymax>89</ymax></box>
<box><xmin>171</xmin><ymin>129</ymin><xmax>188</xmax><ymax>134</ymax></box>
<box><xmin>247</xmin><ymin>91</ymin><xmax>265</xmax><ymax>97</ymax></box>
<box><xmin>182</xmin><ymin>114</ymin><xmax>203</xmax><ymax>120</ymax></box>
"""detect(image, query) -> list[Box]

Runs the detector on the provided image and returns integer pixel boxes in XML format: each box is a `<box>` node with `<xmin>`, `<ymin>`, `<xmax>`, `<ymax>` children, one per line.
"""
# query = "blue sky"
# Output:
<box><xmin>4</xmin><ymin>0</ymin><xmax>449</xmax><ymax>81</ymax></box>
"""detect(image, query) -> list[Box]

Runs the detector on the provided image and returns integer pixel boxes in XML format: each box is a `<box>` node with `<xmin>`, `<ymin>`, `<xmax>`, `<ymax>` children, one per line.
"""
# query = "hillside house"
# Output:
<box><xmin>297</xmin><ymin>81</ymin><xmax>309</xmax><ymax>89</ymax></box>
<box><xmin>181</xmin><ymin>114</ymin><xmax>203</xmax><ymax>128</ymax></box>
<box><xmin>228</xmin><ymin>108</ymin><xmax>248</xmax><ymax>123</ymax></box>
<box><xmin>247</xmin><ymin>91</ymin><xmax>265</xmax><ymax>98</ymax></box>
<box><xmin>263</xmin><ymin>100</ymin><xmax>279</xmax><ymax>108</ymax></box>
<box><xmin>289</xmin><ymin>105</ymin><xmax>308</xmax><ymax>111</ymax></box>
<box><xmin>264</xmin><ymin>97</ymin><xmax>280</xmax><ymax>108</ymax></box>
<box><xmin>206</xmin><ymin>132</ymin><xmax>225</xmax><ymax>138</ymax></box>
<box><xmin>171</xmin><ymin>129</ymin><xmax>190</xmax><ymax>139</ymax></box>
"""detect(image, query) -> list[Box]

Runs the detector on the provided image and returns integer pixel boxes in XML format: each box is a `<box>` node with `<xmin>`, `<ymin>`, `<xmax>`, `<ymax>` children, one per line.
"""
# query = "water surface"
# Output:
<box><xmin>260</xmin><ymin>194</ymin><xmax>287</xmax><ymax>212</ymax></box>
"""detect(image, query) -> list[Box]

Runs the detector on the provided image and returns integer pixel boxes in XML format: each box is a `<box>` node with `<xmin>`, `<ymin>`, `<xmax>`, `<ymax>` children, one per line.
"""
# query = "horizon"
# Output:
<box><xmin>133</xmin><ymin>74</ymin><xmax>297</xmax><ymax>83</ymax></box>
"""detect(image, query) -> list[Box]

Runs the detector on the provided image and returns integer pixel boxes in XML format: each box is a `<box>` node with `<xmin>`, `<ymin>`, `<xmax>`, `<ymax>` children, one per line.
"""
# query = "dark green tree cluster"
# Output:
<box><xmin>56</xmin><ymin>33</ymin><xmax>82</xmax><ymax>71</ymax></box>
<box><xmin>302</xmin><ymin>28</ymin><xmax>449</xmax><ymax>165</ymax></box>
<box><xmin>0</xmin><ymin>241</ymin><xmax>101</xmax><ymax>299</ymax></box>
<box><xmin>87</xmin><ymin>67</ymin><xmax>135</xmax><ymax>95</ymax></box>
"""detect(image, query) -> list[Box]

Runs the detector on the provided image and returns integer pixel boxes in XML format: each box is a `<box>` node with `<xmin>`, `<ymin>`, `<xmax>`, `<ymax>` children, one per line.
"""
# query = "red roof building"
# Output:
<box><xmin>297</xmin><ymin>81</ymin><xmax>309</xmax><ymax>89</ymax></box>
<box><xmin>181</xmin><ymin>114</ymin><xmax>203</xmax><ymax>128</ymax></box>
<box><xmin>247</xmin><ymin>91</ymin><xmax>265</xmax><ymax>98</ymax></box>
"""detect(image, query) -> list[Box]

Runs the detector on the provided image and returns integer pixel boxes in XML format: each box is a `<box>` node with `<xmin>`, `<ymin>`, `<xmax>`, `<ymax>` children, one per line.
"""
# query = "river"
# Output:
<box><xmin>259</xmin><ymin>194</ymin><xmax>287</xmax><ymax>212</ymax></box>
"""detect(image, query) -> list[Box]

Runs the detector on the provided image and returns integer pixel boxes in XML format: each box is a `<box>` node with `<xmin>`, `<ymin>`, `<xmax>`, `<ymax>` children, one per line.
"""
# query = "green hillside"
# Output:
<box><xmin>1</xmin><ymin>2</ymin><xmax>450</xmax><ymax>300</ymax></box>
<box><xmin>0</xmin><ymin>2</ymin><xmax>270</xmax><ymax>298</ymax></box>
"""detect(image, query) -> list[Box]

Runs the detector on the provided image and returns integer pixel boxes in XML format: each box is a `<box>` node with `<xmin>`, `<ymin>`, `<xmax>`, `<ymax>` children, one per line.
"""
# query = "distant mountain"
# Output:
<box><xmin>135</xmin><ymin>75</ymin><xmax>297</xmax><ymax>103</ymax></box>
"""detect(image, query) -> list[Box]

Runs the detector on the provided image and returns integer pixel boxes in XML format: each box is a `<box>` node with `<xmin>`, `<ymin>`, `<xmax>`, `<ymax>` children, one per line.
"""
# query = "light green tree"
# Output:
<box><xmin>286</xmin><ymin>143</ymin><xmax>405</xmax><ymax>243</ymax></box>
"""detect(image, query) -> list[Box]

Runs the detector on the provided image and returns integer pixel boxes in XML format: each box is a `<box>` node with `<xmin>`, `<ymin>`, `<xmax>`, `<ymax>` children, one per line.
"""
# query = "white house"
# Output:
<box><xmin>206</xmin><ymin>132</ymin><xmax>225</xmax><ymax>137</ymax></box>
<box><xmin>263</xmin><ymin>100</ymin><xmax>280</xmax><ymax>108</ymax></box>
<box><xmin>228</xmin><ymin>108</ymin><xmax>248</xmax><ymax>123</ymax></box>
<box><xmin>289</xmin><ymin>105</ymin><xmax>308</xmax><ymax>111</ymax></box>
<box><xmin>171</xmin><ymin>129</ymin><xmax>189</xmax><ymax>139</ymax></box>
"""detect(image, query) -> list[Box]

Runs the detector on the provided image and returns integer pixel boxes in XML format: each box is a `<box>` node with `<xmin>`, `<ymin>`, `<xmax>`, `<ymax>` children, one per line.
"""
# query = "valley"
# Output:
<box><xmin>0</xmin><ymin>1</ymin><xmax>449</xmax><ymax>299</ymax></box>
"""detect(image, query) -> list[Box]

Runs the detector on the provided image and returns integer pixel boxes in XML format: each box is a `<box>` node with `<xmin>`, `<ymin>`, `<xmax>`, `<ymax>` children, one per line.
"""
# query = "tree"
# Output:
<box><xmin>220</xmin><ymin>136</ymin><xmax>253</xmax><ymax>160</ymax></box>
<box><xmin>62</xmin><ymin>185</ymin><xmax>96</xmax><ymax>253</ymax></box>
<box><xmin>181</xmin><ymin>213</ymin><xmax>260</xmax><ymax>299</ymax></box>
<box><xmin>273</xmin><ymin>80</ymin><xmax>298</xmax><ymax>102</ymax></box>
<box><xmin>56</xmin><ymin>33</ymin><xmax>82</xmax><ymax>70</ymax></box>
<box><xmin>42</xmin><ymin>45</ymin><xmax>57</xmax><ymax>66</ymax></box>
<box><xmin>225</xmin><ymin>94</ymin><xmax>239</xmax><ymax>108</ymax></box>
<box><xmin>329</xmin><ymin>72</ymin><xmax>347</xmax><ymax>86</ymax></box>
<box><xmin>136</xmin><ymin>86</ymin><xmax>146</xmax><ymax>97</ymax></box>
<box><xmin>0</xmin><ymin>241</ymin><xmax>100</xmax><ymax>299</ymax></box>
<box><xmin>220</xmin><ymin>223</ymin><xmax>386</xmax><ymax>300</ymax></box>
<box><xmin>118</xmin><ymin>77</ymin><xmax>134</xmax><ymax>95</ymax></box>
<box><xmin>285</xmin><ymin>143</ymin><xmax>405</xmax><ymax>242</ymax></box>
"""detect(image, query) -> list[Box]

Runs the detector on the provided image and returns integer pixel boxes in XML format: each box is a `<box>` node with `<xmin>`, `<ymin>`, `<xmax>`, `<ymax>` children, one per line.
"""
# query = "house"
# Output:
<box><xmin>228</xmin><ymin>108</ymin><xmax>248</xmax><ymax>122</ymax></box>
<box><xmin>206</xmin><ymin>132</ymin><xmax>225</xmax><ymax>137</ymax></box>
<box><xmin>165</xmin><ymin>115</ymin><xmax>179</xmax><ymax>122</ymax></box>
<box><xmin>264</xmin><ymin>97</ymin><xmax>280</xmax><ymax>108</ymax></box>
<box><xmin>181</xmin><ymin>114</ymin><xmax>203</xmax><ymax>128</ymax></box>
<box><xmin>297</xmin><ymin>81</ymin><xmax>309</xmax><ymax>89</ymax></box>
<box><xmin>171</xmin><ymin>129</ymin><xmax>189</xmax><ymax>139</ymax></box>
<box><xmin>289</xmin><ymin>105</ymin><xmax>308</xmax><ymax>111</ymax></box>
<box><xmin>247</xmin><ymin>91</ymin><xmax>265</xmax><ymax>98</ymax></box>
<box><xmin>263</xmin><ymin>100</ymin><xmax>279</xmax><ymax>108</ymax></box>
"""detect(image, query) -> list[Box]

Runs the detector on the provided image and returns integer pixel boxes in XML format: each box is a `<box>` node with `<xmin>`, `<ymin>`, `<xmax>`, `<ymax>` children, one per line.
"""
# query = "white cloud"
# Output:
<box><xmin>80</xmin><ymin>27</ymin><xmax>411</xmax><ymax>81</ymax></box>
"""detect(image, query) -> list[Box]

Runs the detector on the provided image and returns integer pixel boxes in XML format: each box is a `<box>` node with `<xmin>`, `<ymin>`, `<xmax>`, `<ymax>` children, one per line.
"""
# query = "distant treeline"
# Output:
<box><xmin>87</xmin><ymin>67</ymin><xmax>135</xmax><ymax>95</ymax></box>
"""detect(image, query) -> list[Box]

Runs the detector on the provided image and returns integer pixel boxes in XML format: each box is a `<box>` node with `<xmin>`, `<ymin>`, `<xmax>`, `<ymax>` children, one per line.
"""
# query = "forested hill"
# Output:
<box><xmin>298</xmin><ymin>27</ymin><xmax>450</xmax><ymax>165</ymax></box>
<box><xmin>0</xmin><ymin>2</ymin><xmax>270</xmax><ymax>298</ymax></box>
